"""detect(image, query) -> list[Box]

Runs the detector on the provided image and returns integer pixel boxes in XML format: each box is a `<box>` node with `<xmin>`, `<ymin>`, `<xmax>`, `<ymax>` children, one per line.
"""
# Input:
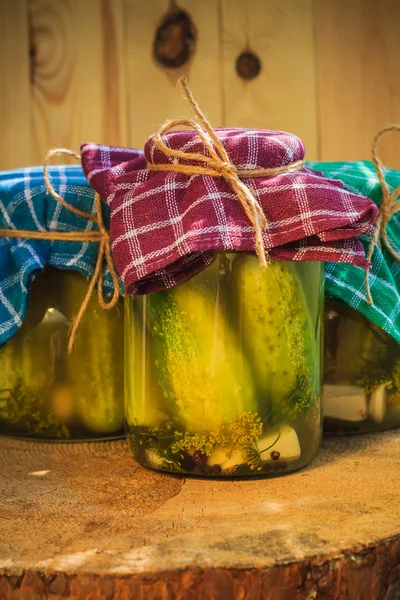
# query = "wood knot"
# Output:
<box><xmin>236</xmin><ymin>51</ymin><xmax>262</xmax><ymax>81</ymax></box>
<box><xmin>153</xmin><ymin>8</ymin><xmax>196</xmax><ymax>69</ymax></box>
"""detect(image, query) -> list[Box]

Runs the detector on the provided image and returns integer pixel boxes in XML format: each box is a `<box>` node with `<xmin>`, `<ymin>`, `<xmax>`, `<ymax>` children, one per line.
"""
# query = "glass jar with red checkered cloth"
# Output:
<box><xmin>82</xmin><ymin>119</ymin><xmax>377</xmax><ymax>476</ymax></box>
<box><xmin>125</xmin><ymin>253</ymin><xmax>323</xmax><ymax>477</ymax></box>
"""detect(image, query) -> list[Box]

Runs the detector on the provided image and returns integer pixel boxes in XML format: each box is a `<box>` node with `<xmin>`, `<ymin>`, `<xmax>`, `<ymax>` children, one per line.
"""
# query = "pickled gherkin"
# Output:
<box><xmin>126</xmin><ymin>253</ymin><xmax>323</xmax><ymax>477</ymax></box>
<box><xmin>0</xmin><ymin>340</ymin><xmax>70</xmax><ymax>439</ymax></box>
<box><xmin>234</xmin><ymin>255</ymin><xmax>318</xmax><ymax>423</ymax></box>
<box><xmin>0</xmin><ymin>267</ymin><xmax>124</xmax><ymax>440</ymax></box>
<box><xmin>67</xmin><ymin>273</ymin><xmax>124</xmax><ymax>435</ymax></box>
<box><xmin>148</xmin><ymin>277</ymin><xmax>257</xmax><ymax>432</ymax></box>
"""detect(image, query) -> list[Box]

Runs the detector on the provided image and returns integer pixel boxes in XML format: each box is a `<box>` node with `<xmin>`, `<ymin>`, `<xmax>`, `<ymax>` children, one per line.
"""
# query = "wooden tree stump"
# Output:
<box><xmin>0</xmin><ymin>431</ymin><xmax>399</xmax><ymax>599</ymax></box>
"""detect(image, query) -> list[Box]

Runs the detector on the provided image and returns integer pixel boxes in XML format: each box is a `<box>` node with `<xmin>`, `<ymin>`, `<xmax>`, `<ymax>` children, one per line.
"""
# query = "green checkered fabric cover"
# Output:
<box><xmin>307</xmin><ymin>160</ymin><xmax>400</xmax><ymax>344</ymax></box>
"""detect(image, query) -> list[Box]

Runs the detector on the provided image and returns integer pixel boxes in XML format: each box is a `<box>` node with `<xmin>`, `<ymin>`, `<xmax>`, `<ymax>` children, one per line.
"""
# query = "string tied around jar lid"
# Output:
<box><xmin>147</xmin><ymin>77</ymin><xmax>306</xmax><ymax>268</ymax></box>
<box><xmin>0</xmin><ymin>148</ymin><xmax>120</xmax><ymax>353</ymax></box>
<box><xmin>365</xmin><ymin>125</ymin><xmax>400</xmax><ymax>304</ymax></box>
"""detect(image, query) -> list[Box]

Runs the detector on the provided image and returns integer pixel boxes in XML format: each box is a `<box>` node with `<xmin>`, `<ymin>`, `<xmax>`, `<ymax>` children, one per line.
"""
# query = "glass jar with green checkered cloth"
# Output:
<box><xmin>307</xmin><ymin>159</ymin><xmax>400</xmax><ymax>434</ymax></box>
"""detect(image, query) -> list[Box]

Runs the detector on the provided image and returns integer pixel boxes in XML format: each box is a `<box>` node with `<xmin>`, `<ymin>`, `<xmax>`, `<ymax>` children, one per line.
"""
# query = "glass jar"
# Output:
<box><xmin>0</xmin><ymin>267</ymin><xmax>124</xmax><ymax>440</ymax></box>
<box><xmin>324</xmin><ymin>301</ymin><xmax>400</xmax><ymax>434</ymax></box>
<box><xmin>125</xmin><ymin>253</ymin><xmax>323</xmax><ymax>477</ymax></box>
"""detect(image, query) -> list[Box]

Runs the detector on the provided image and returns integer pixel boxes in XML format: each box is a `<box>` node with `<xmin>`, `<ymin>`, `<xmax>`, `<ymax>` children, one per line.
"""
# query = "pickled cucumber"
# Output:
<box><xmin>66</xmin><ymin>272</ymin><xmax>124</xmax><ymax>434</ymax></box>
<box><xmin>324</xmin><ymin>302</ymin><xmax>400</xmax><ymax>433</ymax></box>
<box><xmin>235</xmin><ymin>255</ymin><xmax>318</xmax><ymax>422</ymax></box>
<box><xmin>125</xmin><ymin>295</ymin><xmax>167</xmax><ymax>428</ymax></box>
<box><xmin>325</xmin><ymin>302</ymin><xmax>391</xmax><ymax>384</ymax></box>
<box><xmin>0</xmin><ymin>268</ymin><xmax>125</xmax><ymax>439</ymax></box>
<box><xmin>148</xmin><ymin>263</ymin><xmax>257</xmax><ymax>432</ymax></box>
<box><xmin>0</xmin><ymin>310</ymin><xmax>70</xmax><ymax>438</ymax></box>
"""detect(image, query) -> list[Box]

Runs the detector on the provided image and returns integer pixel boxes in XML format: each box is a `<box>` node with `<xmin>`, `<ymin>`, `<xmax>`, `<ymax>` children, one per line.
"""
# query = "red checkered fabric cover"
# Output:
<box><xmin>81</xmin><ymin>129</ymin><xmax>378</xmax><ymax>294</ymax></box>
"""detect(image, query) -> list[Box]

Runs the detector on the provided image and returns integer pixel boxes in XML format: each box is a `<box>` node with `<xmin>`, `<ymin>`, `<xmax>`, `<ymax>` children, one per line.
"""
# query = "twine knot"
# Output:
<box><xmin>0</xmin><ymin>148</ymin><xmax>120</xmax><ymax>353</ymax></box>
<box><xmin>365</xmin><ymin>125</ymin><xmax>400</xmax><ymax>304</ymax></box>
<box><xmin>216</xmin><ymin>161</ymin><xmax>237</xmax><ymax>179</ymax></box>
<box><xmin>147</xmin><ymin>77</ymin><xmax>305</xmax><ymax>268</ymax></box>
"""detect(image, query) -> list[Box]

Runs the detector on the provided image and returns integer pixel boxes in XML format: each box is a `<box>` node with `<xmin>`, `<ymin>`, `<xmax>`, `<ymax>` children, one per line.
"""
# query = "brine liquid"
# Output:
<box><xmin>324</xmin><ymin>301</ymin><xmax>400</xmax><ymax>434</ymax></box>
<box><xmin>125</xmin><ymin>254</ymin><xmax>323</xmax><ymax>477</ymax></box>
<box><xmin>0</xmin><ymin>268</ymin><xmax>124</xmax><ymax>441</ymax></box>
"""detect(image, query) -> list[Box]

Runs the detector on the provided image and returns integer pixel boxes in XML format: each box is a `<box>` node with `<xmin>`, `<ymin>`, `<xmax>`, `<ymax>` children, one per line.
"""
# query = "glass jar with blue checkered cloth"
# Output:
<box><xmin>0</xmin><ymin>165</ymin><xmax>124</xmax><ymax>440</ymax></box>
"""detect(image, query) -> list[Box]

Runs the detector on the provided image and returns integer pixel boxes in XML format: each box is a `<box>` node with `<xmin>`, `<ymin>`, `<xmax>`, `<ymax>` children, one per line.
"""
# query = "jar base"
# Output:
<box><xmin>132</xmin><ymin>458</ymin><xmax>312</xmax><ymax>479</ymax></box>
<box><xmin>127</xmin><ymin>427</ymin><xmax>320</xmax><ymax>479</ymax></box>
<box><xmin>0</xmin><ymin>429</ymin><xmax>125</xmax><ymax>443</ymax></box>
<box><xmin>324</xmin><ymin>418</ymin><xmax>400</xmax><ymax>436</ymax></box>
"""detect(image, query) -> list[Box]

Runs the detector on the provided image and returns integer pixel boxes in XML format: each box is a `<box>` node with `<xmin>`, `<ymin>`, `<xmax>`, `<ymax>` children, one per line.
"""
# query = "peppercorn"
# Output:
<box><xmin>181</xmin><ymin>453</ymin><xmax>195</xmax><ymax>471</ymax></box>
<box><xmin>192</xmin><ymin>450</ymin><xmax>207</xmax><ymax>466</ymax></box>
<box><xmin>210</xmin><ymin>464</ymin><xmax>222</xmax><ymax>475</ymax></box>
<box><xmin>270</xmin><ymin>450</ymin><xmax>280</xmax><ymax>461</ymax></box>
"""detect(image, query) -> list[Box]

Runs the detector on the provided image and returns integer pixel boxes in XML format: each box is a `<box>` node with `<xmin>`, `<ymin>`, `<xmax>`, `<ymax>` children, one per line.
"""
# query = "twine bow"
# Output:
<box><xmin>0</xmin><ymin>148</ymin><xmax>120</xmax><ymax>352</ymax></box>
<box><xmin>147</xmin><ymin>77</ymin><xmax>305</xmax><ymax>267</ymax></box>
<box><xmin>365</xmin><ymin>125</ymin><xmax>400</xmax><ymax>304</ymax></box>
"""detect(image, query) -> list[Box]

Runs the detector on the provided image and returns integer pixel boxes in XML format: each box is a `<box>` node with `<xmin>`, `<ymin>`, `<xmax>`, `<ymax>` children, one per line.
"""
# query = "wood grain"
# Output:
<box><xmin>2</xmin><ymin>1</ymin><xmax>400</xmax><ymax>172</ymax></box>
<box><xmin>315</xmin><ymin>0</ymin><xmax>400</xmax><ymax>169</ymax></box>
<box><xmin>29</xmin><ymin>0</ymin><xmax>128</xmax><ymax>165</ymax></box>
<box><xmin>125</xmin><ymin>0</ymin><xmax>223</xmax><ymax>149</ymax></box>
<box><xmin>220</xmin><ymin>0</ymin><xmax>318</xmax><ymax>160</ymax></box>
<box><xmin>0</xmin><ymin>431</ymin><xmax>399</xmax><ymax>598</ymax></box>
<box><xmin>0</xmin><ymin>1</ymin><xmax>32</xmax><ymax>170</ymax></box>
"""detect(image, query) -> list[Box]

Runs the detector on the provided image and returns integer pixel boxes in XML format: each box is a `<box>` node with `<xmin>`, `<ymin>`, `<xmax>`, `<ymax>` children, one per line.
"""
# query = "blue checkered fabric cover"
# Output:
<box><xmin>0</xmin><ymin>165</ymin><xmax>116</xmax><ymax>346</ymax></box>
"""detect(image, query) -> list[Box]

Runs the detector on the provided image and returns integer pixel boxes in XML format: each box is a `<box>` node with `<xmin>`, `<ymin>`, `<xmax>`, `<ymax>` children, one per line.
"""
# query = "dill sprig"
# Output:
<box><xmin>0</xmin><ymin>378</ymin><xmax>70</xmax><ymax>438</ymax></box>
<box><xmin>129</xmin><ymin>412</ymin><xmax>279</xmax><ymax>473</ymax></box>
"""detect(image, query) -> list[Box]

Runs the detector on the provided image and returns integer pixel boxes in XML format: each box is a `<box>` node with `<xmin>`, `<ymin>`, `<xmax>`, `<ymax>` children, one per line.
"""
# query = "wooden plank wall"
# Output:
<box><xmin>125</xmin><ymin>0</ymin><xmax>223</xmax><ymax>148</ymax></box>
<box><xmin>0</xmin><ymin>0</ymin><xmax>31</xmax><ymax>170</ymax></box>
<box><xmin>1</xmin><ymin>0</ymin><xmax>399</xmax><ymax>170</ymax></box>
<box><xmin>315</xmin><ymin>0</ymin><xmax>400</xmax><ymax>169</ymax></box>
<box><xmin>221</xmin><ymin>0</ymin><xmax>317</xmax><ymax>158</ymax></box>
<box><xmin>29</xmin><ymin>0</ymin><xmax>128</xmax><ymax>164</ymax></box>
